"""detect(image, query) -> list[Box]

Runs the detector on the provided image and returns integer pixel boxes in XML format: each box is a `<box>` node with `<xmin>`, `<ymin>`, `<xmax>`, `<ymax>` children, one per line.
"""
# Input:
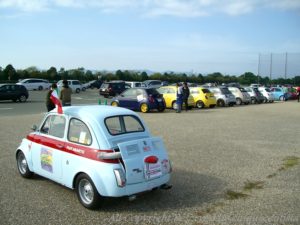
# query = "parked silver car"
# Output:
<box><xmin>258</xmin><ymin>87</ymin><xmax>274</xmax><ymax>103</ymax></box>
<box><xmin>244</xmin><ymin>87</ymin><xmax>265</xmax><ymax>104</ymax></box>
<box><xmin>209</xmin><ymin>87</ymin><xmax>236</xmax><ymax>107</ymax></box>
<box><xmin>228</xmin><ymin>87</ymin><xmax>251</xmax><ymax>105</ymax></box>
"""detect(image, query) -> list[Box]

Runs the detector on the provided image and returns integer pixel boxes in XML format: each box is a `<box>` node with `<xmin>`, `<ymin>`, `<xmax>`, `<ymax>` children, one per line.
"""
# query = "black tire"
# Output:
<box><xmin>19</xmin><ymin>95</ymin><xmax>27</xmax><ymax>102</ymax></box>
<box><xmin>196</xmin><ymin>100</ymin><xmax>204</xmax><ymax>109</ymax></box>
<box><xmin>16</xmin><ymin>151</ymin><xmax>33</xmax><ymax>178</ymax></box>
<box><xmin>75</xmin><ymin>174</ymin><xmax>101</xmax><ymax>210</ymax></box>
<box><xmin>251</xmin><ymin>98</ymin><xmax>256</xmax><ymax>104</ymax></box>
<box><xmin>158</xmin><ymin>107</ymin><xmax>165</xmax><ymax>112</ymax></box>
<box><xmin>217</xmin><ymin>99</ymin><xmax>225</xmax><ymax>107</ymax></box>
<box><xmin>236</xmin><ymin>98</ymin><xmax>242</xmax><ymax>105</ymax></box>
<box><xmin>38</xmin><ymin>86</ymin><xmax>43</xmax><ymax>91</ymax></box>
<box><xmin>76</xmin><ymin>88</ymin><xmax>80</xmax><ymax>93</ymax></box>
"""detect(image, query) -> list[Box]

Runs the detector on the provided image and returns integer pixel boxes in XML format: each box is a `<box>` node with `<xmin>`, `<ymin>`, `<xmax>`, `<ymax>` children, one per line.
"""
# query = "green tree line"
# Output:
<box><xmin>1</xmin><ymin>64</ymin><xmax>300</xmax><ymax>86</ymax></box>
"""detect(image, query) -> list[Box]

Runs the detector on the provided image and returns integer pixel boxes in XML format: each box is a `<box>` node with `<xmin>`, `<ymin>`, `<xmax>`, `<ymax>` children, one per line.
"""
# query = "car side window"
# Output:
<box><xmin>40</xmin><ymin>115</ymin><xmax>66</xmax><ymax>138</ymax></box>
<box><xmin>123</xmin><ymin>89</ymin><xmax>136</xmax><ymax>97</ymax></box>
<box><xmin>68</xmin><ymin>119</ymin><xmax>92</xmax><ymax>145</ymax></box>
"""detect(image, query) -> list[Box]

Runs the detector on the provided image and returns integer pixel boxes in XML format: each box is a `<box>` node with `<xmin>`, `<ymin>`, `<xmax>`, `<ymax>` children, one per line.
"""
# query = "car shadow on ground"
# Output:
<box><xmin>99</xmin><ymin>168</ymin><xmax>225</xmax><ymax>212</ymax></box>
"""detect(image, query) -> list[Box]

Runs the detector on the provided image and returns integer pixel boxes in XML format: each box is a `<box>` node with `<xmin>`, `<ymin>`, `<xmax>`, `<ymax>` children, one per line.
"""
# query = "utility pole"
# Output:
<box><xmin>284</xmin><ymin>52</ymin><xmax>288</xmax><ymax>80</ymax></box>
<box><xmin>270</xmin><ymin>53</ymin><xmax>273</xmax><ymax>84</ymax></box>
<box><xmin>257</xmin><ymin>53</ymin><xmax>261</xmax><ymax>85</ymax></box>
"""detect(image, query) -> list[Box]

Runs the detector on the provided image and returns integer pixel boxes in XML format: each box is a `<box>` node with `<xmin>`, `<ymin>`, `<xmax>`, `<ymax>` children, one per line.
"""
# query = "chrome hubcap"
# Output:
<box><xmin>79</xmin><ymin>179</ymin><xmax>94</xmax><ymax>205</ymax></box>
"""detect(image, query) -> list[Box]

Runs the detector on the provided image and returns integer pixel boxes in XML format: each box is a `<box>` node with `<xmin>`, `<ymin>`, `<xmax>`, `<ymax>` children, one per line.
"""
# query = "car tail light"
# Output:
<box><xmin>144</xmin><ymin>155</ymin><xmax>158</xmax><ymax>164</ymax></box>
<box><xmin>114</xmin><ymin>169</ymin><xmax>126</xmax><ymax>187</ymax></box>
<box><xmin>148</xmin><ymin>95</ymin><xmax>155</xmax><ymax>103</ymax></box>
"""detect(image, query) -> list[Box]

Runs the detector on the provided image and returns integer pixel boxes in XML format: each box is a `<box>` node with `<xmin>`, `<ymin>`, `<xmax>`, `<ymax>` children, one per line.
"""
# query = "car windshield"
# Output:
<box><xmin>101</xmin><ymin>83</ymin><xmax>109</xmax><ymax>88</ymax></box>
<box><xmin>146</xmin><ymin>88</ymin><xmax>161</xmax><ymax>97</ymax></box>
<box><xmin>105</xmin><ymin>115</ymin><xmax>145</xmax><ymax>136</ymax></box>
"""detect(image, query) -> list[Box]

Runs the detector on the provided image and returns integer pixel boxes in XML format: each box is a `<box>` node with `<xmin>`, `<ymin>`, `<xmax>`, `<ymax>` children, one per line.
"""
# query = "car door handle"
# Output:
<box><xmin>56</xmin><ymin>144</ymin><xmax>64</xmax><ymax>149</ymax></box>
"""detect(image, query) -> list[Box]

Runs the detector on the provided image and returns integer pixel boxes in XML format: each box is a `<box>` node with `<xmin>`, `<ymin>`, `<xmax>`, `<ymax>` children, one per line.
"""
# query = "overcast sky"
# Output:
<box><xmin>0</xmin><ymin>0</ymin><xmax>299</xmax><ymax>77</ymax></box>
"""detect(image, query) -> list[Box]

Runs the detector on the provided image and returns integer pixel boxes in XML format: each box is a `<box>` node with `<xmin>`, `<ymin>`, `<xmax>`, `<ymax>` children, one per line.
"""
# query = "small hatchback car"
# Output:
<box><xmin>190</xmin><ymin>87</ymin><xmax>216</xmax><ymax>108</ymax></box>
<box><xmin>16</xmin><ymin>106</ymin><xmax>172</xmax><ymax>209</ymax></box>
<box><xmin>111</xmin><ymin>88</ymin><xmax>166</xmax><ymax>113</ymax></box>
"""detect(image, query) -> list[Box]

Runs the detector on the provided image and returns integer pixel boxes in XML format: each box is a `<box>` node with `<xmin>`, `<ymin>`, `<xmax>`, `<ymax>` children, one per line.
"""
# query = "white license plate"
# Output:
<box><xmin>145</xmin><ymin>163</ymin><xmax>162</xmax><ymax>179</ymax></box>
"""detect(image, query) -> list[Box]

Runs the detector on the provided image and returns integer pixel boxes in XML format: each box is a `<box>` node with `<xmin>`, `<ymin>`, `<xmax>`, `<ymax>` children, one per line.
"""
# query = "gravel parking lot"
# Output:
<box><xmin>0</xmin><ymin>91</ymin><xmax>299</xmax><ymax>225</ymax></box>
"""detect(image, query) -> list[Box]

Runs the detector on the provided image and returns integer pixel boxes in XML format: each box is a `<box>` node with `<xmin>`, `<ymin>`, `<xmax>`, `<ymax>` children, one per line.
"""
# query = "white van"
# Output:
<box><xmin>17</xmin><ymin>79</ymin><xmax>51</xmax><ymax>91</ymax></box>
<box><xmin>57</xmin><ymin>80</ymin><xmax>82</xmax><ymax>93</ymax></box>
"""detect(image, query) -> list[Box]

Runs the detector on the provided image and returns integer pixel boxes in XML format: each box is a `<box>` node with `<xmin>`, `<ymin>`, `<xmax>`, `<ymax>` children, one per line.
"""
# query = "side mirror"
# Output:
<box><xmin>31</xmin><ymin>125</ymin><xmax>38</xmax><ymax>131</ymax></box>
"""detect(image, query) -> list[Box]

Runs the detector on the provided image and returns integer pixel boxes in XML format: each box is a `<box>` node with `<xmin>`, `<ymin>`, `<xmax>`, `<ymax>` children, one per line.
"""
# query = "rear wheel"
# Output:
<box><xmin>76</xmin><ymin>88</ymin><xmax>80</xmax><ymax>93</ymax></box>
<box><xmin>38</xmin><ymin>86</ymin><xmax>43</xmax><ymax>91</ymax></box>
<box><xmin>140</xmin><ymin>103</ymin><xmax>149</xmax><ymax>113</ymax></box>
<box><xmin>19</xmin><ymin>95</ymin><xmax>27</xmax><ymax>102</ymax></box>
<box><xmin>76</xmin><ymin>174</ymin><xmax>101</xmax><ymax>209</ymax></box>
<box><xmin>279</xmin><ymin>95</ymin><xmax>285</xmax><ymax>101</ymax></box>
<box><xmin>111</xmin><ymin>101</ymin><xmax>118</xmax><ymax>107</ymax></box>
<box><xmin>16</xmin><ymin>151</ymin><xmax>33</xmax><ymax>178</ymax></box>
<box><xmin>236</xmin><ymin>98</ymin><xmax>242</xmax><ymax>105</ymax></box>
<box><xmin>196</xmin><ymin>100</ymin><xmax>204</xmax><ymax>109</ymax></box>
<box><xmin>172</xmin><ymin>101</ymin><xmax>177</xmax><ymax>110</ymax></box>
<box><xmin>217</xmin><ymin>99</ymin><xmax>225</xmax><ymax>107</ymax></box>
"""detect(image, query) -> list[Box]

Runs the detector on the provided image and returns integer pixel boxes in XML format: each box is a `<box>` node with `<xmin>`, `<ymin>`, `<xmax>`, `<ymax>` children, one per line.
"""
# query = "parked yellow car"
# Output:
<box><xmin>157</xmin><ymin>86</ymin><xmax>194</xmax><ymax>109</ymax></box>
<box><xmin>190</xmin><ymin>87</ymin><xmax>217</xmax><ymax>108</ymax></box>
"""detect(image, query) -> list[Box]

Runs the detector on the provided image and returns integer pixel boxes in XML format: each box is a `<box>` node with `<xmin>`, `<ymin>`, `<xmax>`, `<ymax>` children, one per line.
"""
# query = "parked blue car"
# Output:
<box><xmin>111</xmin><ymin>88</ymin><xmax>166</xmax><ymax>112</ymax></box>
<box><xmin>271</xmin><ymin>87</ymin><xmax>289</xmax><ymax>101</ymax></box>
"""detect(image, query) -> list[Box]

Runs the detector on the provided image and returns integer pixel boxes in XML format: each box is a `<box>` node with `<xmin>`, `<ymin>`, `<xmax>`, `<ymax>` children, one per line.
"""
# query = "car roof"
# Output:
<box><xmin>57</xmin><ymin>105</ymin><xmax>138</xmax><ymax>122</ymax></box>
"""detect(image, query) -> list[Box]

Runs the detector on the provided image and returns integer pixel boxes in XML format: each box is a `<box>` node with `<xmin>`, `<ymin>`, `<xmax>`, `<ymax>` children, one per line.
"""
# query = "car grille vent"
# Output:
<box><xmin>126</xmin><ymin>144</ymin><xmax>140</xmax><ymax>156</ymax></box>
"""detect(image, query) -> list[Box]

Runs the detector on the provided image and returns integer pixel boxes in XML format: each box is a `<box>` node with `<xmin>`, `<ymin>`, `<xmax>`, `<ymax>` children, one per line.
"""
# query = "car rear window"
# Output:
<box><xmin>239</xmin><ymin>88</ymin><xmax>247</xmax><ymax>92</ymax></box>
<box><xmin>101</xmin><ymin>83</ymin><xmax>109</xmax><ymax>88</ymax></box>
<box><xmin>220</xmin><ymin>88</ymin><xmax>231</xmax><ymax>94</ymax></box>
<box><xmin>146</xmin><ymin>88</ymin><xmax>160</xmax><ymax>97</ymax></box>
<box><xmin>105</xmin><ymin>115</ymin><xmax>145</xmax><ymax>136</ymax></box>
<box><xmin>202</xmin><ymin>88</ymin><xmax>211</xmax><ymax>93</ymax></box>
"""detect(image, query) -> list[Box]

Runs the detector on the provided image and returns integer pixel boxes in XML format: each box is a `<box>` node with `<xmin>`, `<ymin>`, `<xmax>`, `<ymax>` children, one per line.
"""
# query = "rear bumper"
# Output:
<box><xmin>102</xmin><ymin>173</ymin><xmax>171</xmax><ymax>197</ymax></box>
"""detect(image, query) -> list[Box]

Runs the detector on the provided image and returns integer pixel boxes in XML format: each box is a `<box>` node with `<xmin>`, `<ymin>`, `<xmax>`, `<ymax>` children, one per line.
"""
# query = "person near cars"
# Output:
<box><xmin>60</xmin><ymin>80</ymin><xmax>72</xmax><ymax>106</ymax></box>
<box><xmin>182</xmin><ymin>82</ymin><xmax>190</xmax><ymax>111</ymax></box>
<box><xmin>46</xmin><ymin>83</ymin><xmax>57</xmax><ymax>112</ymax></box>
<box><xmin>176</xmin><ymin>83</ymin><xmax>183</xmax><ymax>113</ymax></box>
<box><xmin>297</xmin><ymin>87</ymin><xmax>300</xmax><ymax>102</ymax></box>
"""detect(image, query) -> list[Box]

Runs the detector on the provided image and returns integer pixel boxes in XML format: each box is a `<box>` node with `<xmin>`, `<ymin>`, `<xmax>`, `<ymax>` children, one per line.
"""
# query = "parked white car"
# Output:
<box><xmin>258</xmin><ymin>87</ymin><xmax>275</xmax><ymax>103</ymax></box>
<box><xmin>57</xmin><ymin>80</ymin><xmax>82</xmax><ymax>93</ymax></box>
<box><xmin>125</xmin><ymin>81</ymin><xmax>146</xmax><ymax>88</ymax></box>
<box><xmin>17</xmin><ymin>79</ymin><xmax>51</xmax><ymax>91</ymax></box>
<box><xmin>16</xmin><ymin>105</ymin><xmax>172</xmax><ymax>209</ymax></box>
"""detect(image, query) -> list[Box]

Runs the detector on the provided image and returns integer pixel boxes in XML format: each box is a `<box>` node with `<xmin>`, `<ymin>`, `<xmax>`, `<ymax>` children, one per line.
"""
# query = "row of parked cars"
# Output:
<box><xmin>105</xmin><ymin>82</ymin><xmax>299</xmax><ymax>113</ymax></box>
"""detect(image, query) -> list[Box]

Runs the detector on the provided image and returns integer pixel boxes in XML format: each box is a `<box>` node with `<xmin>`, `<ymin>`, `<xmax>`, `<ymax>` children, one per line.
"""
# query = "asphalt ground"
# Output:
<box><xmin>0</xmin><ymin>90</ymin><xmax>299</xmax><ymax>225</ymax></box>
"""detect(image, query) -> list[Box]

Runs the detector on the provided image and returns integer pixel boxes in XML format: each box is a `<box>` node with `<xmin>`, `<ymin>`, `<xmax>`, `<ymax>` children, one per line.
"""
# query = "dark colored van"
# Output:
<box><xmin>99</xmin><ymin>81</ymin><xmax>130</xmax><ymax>97</ymax></box>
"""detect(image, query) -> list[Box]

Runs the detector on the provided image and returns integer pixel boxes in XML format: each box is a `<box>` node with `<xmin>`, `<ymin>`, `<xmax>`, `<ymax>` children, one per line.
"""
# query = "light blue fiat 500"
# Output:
<box><xmin>16</xmin><ymin>105</ymin><xmax>172</xmax><ymax>209</ymax></box>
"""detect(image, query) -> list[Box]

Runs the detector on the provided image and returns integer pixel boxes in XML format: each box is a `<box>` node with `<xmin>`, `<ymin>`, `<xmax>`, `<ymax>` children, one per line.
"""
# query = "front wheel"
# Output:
<box><xmin>19</xmin><ymin>95</ymin><xmax>27</xmax><ymax>102</ymax></box>
<box><xmin>111</xmin><ymin>101</ymin><xmax>118</xmax><ymax>107</ymax></box>
<box><xmin>76</xmin><ymin>174</ymin><xmax>101</xmax><ymax>210</ymax></box>
<box><xmin>16</xmin><ymin>151</ymin><xmax>33</xmax><ymax>178</ymax></box>
<box><xmin>158</xmin><ymin>106</ymin><xmax>165</xmax><ymax>112</ymax></box>
<box><xmin>76</xmin><ymin>88</ymin><xmax>80</xmax><ymax>93</ymax></box>
<box><xmin>279</xmin><ymin>95</ymin><xmax>285</xmax><ymax>101</ymax></box>
<box><xmin>217</xmin><ymin>99</ymin><xmax>225</xmax><ymax>107</ymax></box>
<box><xmin>140</xmin><ymin>103</ymin><xmax>149</xmax><ymax>113</ymax></box>
<box><xmin>196</xmin><ymin>100</ymin><xmax>204</xmax><ymax>109</ymax></box>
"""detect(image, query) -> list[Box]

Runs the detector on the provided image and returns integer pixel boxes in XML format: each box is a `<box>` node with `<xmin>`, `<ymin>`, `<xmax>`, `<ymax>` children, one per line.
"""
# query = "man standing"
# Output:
<box><xmin>182</xmin><ymin>82</ymin><xmax>190</xmax><ymax>111</ymax></box>
<box><xmin>176</xmin><ymin>83</ymin><xmax>183</xmax><ymax>113</ymax></box>
<box><xmin>60</xmin><ymin>80</ymin><xmax>72</xmax><ymax>106</ymax></box>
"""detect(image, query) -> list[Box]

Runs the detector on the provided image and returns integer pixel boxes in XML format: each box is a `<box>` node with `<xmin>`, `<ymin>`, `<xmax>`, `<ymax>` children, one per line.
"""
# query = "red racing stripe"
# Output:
<box><xmin>26</xmin><ymin>133</ymin><xmax>119</xmax><ymax>164</ymax></box>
